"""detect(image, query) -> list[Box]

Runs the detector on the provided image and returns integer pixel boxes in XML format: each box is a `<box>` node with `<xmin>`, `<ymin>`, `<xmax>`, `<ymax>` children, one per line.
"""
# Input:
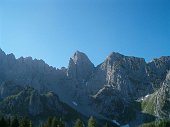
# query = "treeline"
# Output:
<box><xmin>0</xmin><ymin>116</ymin><xmax>32</xmax><ymax>127</ymax></box>
<box><xmin>0</xmin><ymin>116</ymin><xmax>108</xmax><ymax>127</ymax></box>
<box><xmin>1</xmin><ymin>116</ymin><xmax>170</xmax><ymax>127</ymax></box>
<box><xmin>40</xmin><ymin>116</ymin><xmax>100</xmax><ymax>127</ymax></box>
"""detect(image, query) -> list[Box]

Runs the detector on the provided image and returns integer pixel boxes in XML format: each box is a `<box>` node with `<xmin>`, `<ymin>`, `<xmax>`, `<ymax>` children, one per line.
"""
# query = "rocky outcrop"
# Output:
<box><xmin>87</xmin><ymin>52</ymin><xmax>152</xmax><ymax>99</ymax></box>
<box><xmin>147</xmin><ymin>56</ymin><xmax>170</xmax><ymax>89</ymax></box>
<box><xmin>156</xmin><ymin>71</ymin><xmax>170</xmax><ymax>118</ymax></box>
<box><xmin>91</xmin><ymin>85</ymin><xmax>127</xmax><ymax>117</ymax></box>
<box><xmin>141</xmin><ymin>71</ymin><xmax>170</xmax><ymax>119</ymax></box>
<box><xmin>67</xmin><ymin>51</ymin><xmax>94</xmax><ymax>82</ymax></box>
<box><xmin>0</xmin><ymin>49</ymin><xmax>67</xmax><ymax>92</ymax></box>
<box><xmin>0</xmin><ymin>81</ymin><xmax>23</xmax><ymax>99</ymax></box>
<box><xmin>0</xmin><ymin>86</ymin><xmax>75</xmax><ymax>117</ymax></box>
<box><xmin>86</xmin><ymin>53</ymin><xmax>170</xmax><ymax>124</ymax></box>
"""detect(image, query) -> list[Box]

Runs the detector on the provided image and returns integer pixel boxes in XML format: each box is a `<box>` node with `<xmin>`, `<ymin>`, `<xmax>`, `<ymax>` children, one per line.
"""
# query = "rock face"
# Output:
<box><xmin>86</xmin><ymin>52</ymin><xmax>154</xmax><ymax>123</ymax></box>
<box><xmin>67</xmin><ymin>51</ymin><xmax>94</xmax><ymax>82</ymax></box>
<box><xmin>91</xmin><ymin>85</ymin><xmax>126</xmax><ymax>118</ymax></box>
<box><xmin>0</xmin><ymin>49</ymin><xmax>66</xmax><ymax>92</ymax></box>
<box><xmin>0</xmin><ymin>85</ymin><xmax>78</xmax><ymax>118</ymax></box>
<box><xmin>147</xmin><ymin>57</ymin><xmax>170</xmax><ymax>89</ymax></box>
<box><xmin>0</xmin><ymin>49</ymin><xmax>170</xmax><ymax>126</ymax></box>
<box><xmin>87</xmin><ymin>52</ymin><xmax>151</xmax><ymax>98</ymax></box>
<box><xmin>156</xmin><ymin>71</ymin><xmax>170</xmax><ymax>118</ymax></box>
<box><xmin>141</xmin><ymin>71</ymin><xmax>170</xmax><ymax>119</ymax></box>
<box><xmin>0</xmin><ymin>81</ymin><xmax>23</xmax><ymax>99</ymax></box>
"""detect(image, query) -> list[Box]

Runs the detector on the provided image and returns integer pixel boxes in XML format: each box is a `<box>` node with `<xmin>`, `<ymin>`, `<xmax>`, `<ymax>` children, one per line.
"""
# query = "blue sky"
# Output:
<box><xmin>0</xmin><ymin>0</ymin><xmax>169</xmax><ymax>68</ymax></box>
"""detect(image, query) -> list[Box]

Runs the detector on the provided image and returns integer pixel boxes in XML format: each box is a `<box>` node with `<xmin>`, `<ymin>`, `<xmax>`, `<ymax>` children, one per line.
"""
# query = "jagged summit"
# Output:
<box><xmin>0</xmin><ymin>48</ymin><xmax>4</xmax><ymax>53</ymax></box>
<box><xmin>71</xmin><ymin>50</ymin><xmax>92</xmax><ymax>64</ymax></box>
<box><xmin>0</xmin><ymin>48</ymin><xmax>6</xmax><ymax>56</ymax></box>
<box><xmin>107</xmin><ymin>52</ymin><xmax>124</xmax><ymax>59</ymax></box>
<box><xmin>67</xmin><ymin>51</ymin><xmax>94</xmax><ymax>81</ymax></box>
<box><xmin>105</xmin><ymin>51</ymin><xmax>146</xmax><ymax>64</ymax></box>
<box><xmin>74</xmin><ymin>50</ymin><xmax>84</xmax><ymax>56</ymax></box>
<box><xmin>151</xmin><ymin>56</ymin><xmax>170</xmax><ymax>63</ymax></box>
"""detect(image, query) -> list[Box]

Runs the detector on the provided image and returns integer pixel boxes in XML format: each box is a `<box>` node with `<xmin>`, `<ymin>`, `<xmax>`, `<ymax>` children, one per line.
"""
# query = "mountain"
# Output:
<box><xmin>0</xmin><ymin>49</ymin><xmax>170</xmax><ymax>127</ymax></box>
<box><xmin>67</xmin><ymin>50</ymin><xmax>94</xmax><ymax>82</ymax></box>
<box><xmin>87</xmin><ymin>52</ymin><xmax>151</xmax><ymax>97</ymax></box>
<box><xmin>0</xmin><ymin>86</ymin><xmax>64</xmax><ymax>116</ymax></box>
<box><xmin>141</xmin><ymin>71</ymin><xmax>170</xmax><ymax>119</ymax></box>
<box><xmin>0</xmin><ymin>49</ymin><xmax>66</xmax><ymax>91</ymax></box>
<box><xmin>86</xmin><ymin>52</ymin><xmax>153</xmax><ymax>124</ymax></box>
<box><xmin>0</xmin><ymin>83</ymin><xmax>86</xmax><ymax>126</ymax></box>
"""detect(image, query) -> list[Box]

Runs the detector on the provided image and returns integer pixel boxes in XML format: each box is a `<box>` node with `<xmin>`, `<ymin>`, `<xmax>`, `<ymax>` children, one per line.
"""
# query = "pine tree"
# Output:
<box><xmin>104</xmin><ymin>123</ymin><xmax>109</xmax><ymax>127</ymax></box>
<box><xmin>74</xmin><ymin>119</ymin><xmax>84</xmax><ymax>127</ymax></box>
<box><xmin>19</xmin><ymin>117</ymin><xmax>32</xmax><ymax>127</ymax></box>
<box><xmin>58</xmin><ymin>118</ymin><xmax>65</xmax><ymax>127</ymax></box>
<box><xmin>0</xmin><ymin>117</ymin><xmax>8</xmax><ymax>127</ymax></box>
<box><xmin>47</xmin><ymin>117</ymin><xmax>53</xmax><ymax>127</ymax></box>
<box><xmin>29</xmin><ymin>120</ymin><xmax>33</xmax><ymax>127</ymax></box>
<box><xmin>6</xmin><ymin>117</ymin><xmax>11</xmax><ymax>127</ymax></box>
<box><xmin>88</xmin><ymin>116</ymin><xmax>96</xmax><ymax>127</ymax></box>
<box><xmin>11</xmin><ymin>117</ymin><xmax>19</xmax><ymax>127</ymax></box>
<box><xmin>51</xmin><ymin>117</ymin><xmax>59</xmax><ymax>127</ymax></box>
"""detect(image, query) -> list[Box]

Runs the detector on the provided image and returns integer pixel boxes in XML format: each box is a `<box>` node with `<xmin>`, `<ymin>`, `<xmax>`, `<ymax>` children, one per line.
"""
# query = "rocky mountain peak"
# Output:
<box><xmin>71</xmin><ymin>50</ymin><xmax>91</xmax><ymax>64</ymax></box>
<box><xmin>0</xmin><ymin>48</ymin><xmax>6</xmax><ymax>57</ymax></box>
<box><xmin>67</xmin><ymin>51</ymin><xmax>94</xmax><ymax>82</ymax></box>
<box><xmin>107</xmin><ymin>52</ymin><xmax>124</xmax><ymax>60</ymax></box>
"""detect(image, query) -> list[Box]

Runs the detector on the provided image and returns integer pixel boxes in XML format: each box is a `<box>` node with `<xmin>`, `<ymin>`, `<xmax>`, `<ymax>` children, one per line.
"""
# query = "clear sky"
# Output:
<box><xmin>0</xmin><ymin>0</ymin><xmax>169</xmax><ymax>68</ymax></box>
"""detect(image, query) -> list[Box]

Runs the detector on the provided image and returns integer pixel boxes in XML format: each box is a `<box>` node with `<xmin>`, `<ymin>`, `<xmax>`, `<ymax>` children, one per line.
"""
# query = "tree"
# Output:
<box><xmin>11</xmin><ymin>117</ymin><xmax>19</xmax><ymax>127</ymax></box>
<box><xmin>42</xmin><ymin>117</ymin><xmax>65</xmax><ymax>127</ymax></box>
<box><xmin>46</xmin><ymin>117</ymin><xmax>53</xmax><ymax>127</ymax></box>
<box><xmin>104</xmin><ymin>123</ymin><xmax>109</xmax><ymax>127</ymax></box>
<box><xmin>58</xmin><ymin>118</ymin><xmax>65</xmax><ymax>127</ymax></box>
<box><xmin>88</xmin><ymin>116</ymin><xmax>96</xmax><ymax>127</ymax></box>
<box><xmin>51</xmin><ymin>117</ymin><xmax>59</xmax><ymax>127</ymax></box>
<box><xmin>74</xmin><ymin>119</ymin><xmax>84</xmax><ymax>127</ymax></box>
<box><xmin>29</xmin><ymin>120</ymin><xmax>33</xmax><ymax>127</ymax></box>
<box><xmin>6</xmin><ymin>117</ymin><xmax>11</xmax><ymax>127</ymax></box>
<box><xmin>19</xmin><ymin>117</ymin><xmax>32</xmax><ymax>127</ymax></box>
<box><xmin>0</xmin><ymin>117</ymin><xmax>8</xmax><ymax>127</ymax></box>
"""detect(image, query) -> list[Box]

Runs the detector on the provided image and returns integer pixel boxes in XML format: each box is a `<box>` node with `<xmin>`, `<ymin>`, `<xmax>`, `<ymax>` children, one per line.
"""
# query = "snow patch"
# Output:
<box><xmin>112</xmin><ymin>120</ymin><xmax>120</xmax><ymax>126</ymax></box>
<box><xmin>72</xmin><ymin>101</ymin><xmax>78</xmax><ymax>106</ymax></box>
<box><xmin>138</xmin><ymin>94</ymin><xmax>150</xmax><ymax>101</ymax></box>
<box><xmin>145</xmin><ymin>94</ymin><xmax>149</xmax><ymax>98</ymax></box>
<box><xmin>121</xmin><ymin>124</ymin><xmax>130</xmax><ymax>127</ymax></box>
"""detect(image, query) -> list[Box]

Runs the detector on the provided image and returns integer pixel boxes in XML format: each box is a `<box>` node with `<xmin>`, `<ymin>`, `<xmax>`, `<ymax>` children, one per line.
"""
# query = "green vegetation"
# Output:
<box><xmin>104</xmin><ymin>123</ymin><xmax>109</xmax><ymax>127</ymax></box>
<box><xmin>0</xmin><ymin>116</ymin><xmax>112</xmax><ymax>127</ymax></box>
<box><xmin>20</xmin><ymin>117</ymin><xmax>32</xmax><ymax>127</ymax></box>
<box><xmin>141</xmin><ymin>92</ymin><xmax>157</xmax><ymax>115</ymax></box>
<box><xmin>11</xmin><ymin>117</ymin><xmax>19</xmax><ymax>127</ymax></box>
<box><xmin>0</xmin><ymin>115</ymin><xmax>169</xmax><ymax>127</ymax></box>
<box><xmin>74</xmin><ymin>119</ymin><xmax>84</xmax><ymax>127</ymax></box>
<box><xmin>139</xmin><ymin>119</ymin><xmax>170</xmax><ymax>127</ymax></box>
<box><xmin>0</xmin><ymin>117</ymin><xmax>8</xmax><ymax>127</ymax></box>
<box><xmin>0</xmin><ymin>116</ymin><xmax>32</xmax><ymax>127</ymax></box>
<box><xmin>88</xmin><ymin>116</ymin><xmax>96</xmax><ymax>127</ymax></box>
<box><xmin>42</xmin><ymin>116</ymin><xmax>65</xmax><ymax>127</ymax></box>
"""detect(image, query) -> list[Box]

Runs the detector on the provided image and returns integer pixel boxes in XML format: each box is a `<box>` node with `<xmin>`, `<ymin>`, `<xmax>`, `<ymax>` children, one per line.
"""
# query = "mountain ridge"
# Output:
<box><xmin>2</xmin><ymin>48</ymin><xmax>170</xmax><ymax>69</ymax></box>
<box><xmin>0</xmin><ymin>48</ymin><xmax>170</xmax><ymax>126</ymax></box>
